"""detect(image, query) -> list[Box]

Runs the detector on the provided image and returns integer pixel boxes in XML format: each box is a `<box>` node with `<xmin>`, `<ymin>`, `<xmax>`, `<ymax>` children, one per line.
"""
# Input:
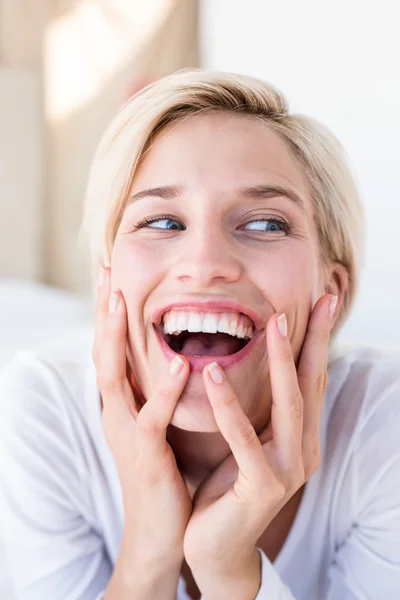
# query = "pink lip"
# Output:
<box><xmin>151</xmin><ymin>299</ymin><xmax>265</xmax><ymax>331</ymax></box>
<box><xmin>153</xmin><ymin>323</ymin><xmax>265</xmax><ymax>373</ymax></box>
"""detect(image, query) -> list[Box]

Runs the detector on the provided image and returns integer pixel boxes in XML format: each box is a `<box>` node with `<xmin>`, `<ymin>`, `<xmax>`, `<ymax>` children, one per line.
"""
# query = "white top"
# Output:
<box><xmin>0</xmin><ymin>330</ymin><xmax>400</xmax><ymax>600</ymax></box>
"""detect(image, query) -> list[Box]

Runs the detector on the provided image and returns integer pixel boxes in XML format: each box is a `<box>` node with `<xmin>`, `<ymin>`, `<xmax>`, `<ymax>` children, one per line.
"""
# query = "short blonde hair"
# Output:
<box><xmin>80</xmin><ymin>68</ymin><xmax>364</xmax><ymax>336</ymax></box>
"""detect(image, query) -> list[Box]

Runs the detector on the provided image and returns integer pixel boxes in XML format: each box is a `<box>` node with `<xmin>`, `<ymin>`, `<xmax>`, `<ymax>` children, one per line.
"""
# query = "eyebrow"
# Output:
<box><xmin>238</xmin><ymin>184</ymin><xmax>306</xmax><ymax>213</ymax></box>
<box><xmin>127</xmin><ymin>183</ymin><xmax>306</xmax><ymax>213</ymax></box>
<box><xmin>127</xmin><ymin>185</ymin><xmax>185</xmax><ymax>205</ymax></box>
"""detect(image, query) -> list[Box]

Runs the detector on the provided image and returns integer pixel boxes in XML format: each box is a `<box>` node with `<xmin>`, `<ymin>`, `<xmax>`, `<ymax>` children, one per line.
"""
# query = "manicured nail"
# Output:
<box><xmin>329</xmin><ymin>295</ymin><xmax>338</xmax><ymax>321</ymax></box>
<box><xmin>108</xmin><ymin>291</ymin><xmax>119</xmax><ymax>314</ymax></box>
<box><xmin>98</xmin><ymin>267</ymin><xmax>105</xmax><ymax>289</ymax></box>
<box><xmin>208</xmin><ymin>362</ymin><xmax>224</xmax><ymax>384</ymax></box>
<box><xmin>170</xmin><ymin>355</ymin><xmax>184</xmax><ymax>376</ymax></box>
<box><xmin>277</xmin><ymin>313</ymin><xmax>287</xmax><ymax>337</ymax></box>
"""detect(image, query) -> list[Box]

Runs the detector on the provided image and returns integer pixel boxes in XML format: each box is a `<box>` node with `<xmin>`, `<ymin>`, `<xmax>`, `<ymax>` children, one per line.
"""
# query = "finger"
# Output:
<box><xmin>203</xmin><ymin>362</ymin><xmax>273</xmax><ymax>488</ymax></box>
<box><xmin>136</xmin><ymin>355</ymin><xmax>190</xmax><ymax>463</ymax></box>
<box><xmin>93</xmin><ymin>266</ymin><xmax>118</xmax><ymax>372</ymax></box>
<box><xmin>258</xmin><ymin>420</ymin><xmax>273</xmax><ymax>445</ymax></box>
<box><xmin>95</xmin><ymin>279</ymin><xmax>139</xmax><ymax>420</ymax></box>
<box><xmin>126</xmin><ymin>357</ymin><xmax>146</xmax><ymax>409</ymax></box>
<box><xmin>267</xmin><ymin>312</ymin><xmax>303</xmax><ymax>473</ymax></box>
<box><xmin>297</xmin><ymin>294</ymin><xmax>335</xmax><ymax>475</ymax></box>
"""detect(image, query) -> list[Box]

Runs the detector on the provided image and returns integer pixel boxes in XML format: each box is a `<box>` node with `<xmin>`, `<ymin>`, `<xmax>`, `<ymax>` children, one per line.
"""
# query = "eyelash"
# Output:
<box><xmin>132</xmin><ymin>215</ymin><xmax>293</xmax><ymax>235</ymax></box>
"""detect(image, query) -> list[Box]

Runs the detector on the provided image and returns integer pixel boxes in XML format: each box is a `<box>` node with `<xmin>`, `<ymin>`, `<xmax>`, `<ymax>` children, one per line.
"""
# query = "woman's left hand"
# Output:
<box><xmin>183</xmin><ymin>294</ymin><xmax>337</xmax><ymax>595</ymax></box>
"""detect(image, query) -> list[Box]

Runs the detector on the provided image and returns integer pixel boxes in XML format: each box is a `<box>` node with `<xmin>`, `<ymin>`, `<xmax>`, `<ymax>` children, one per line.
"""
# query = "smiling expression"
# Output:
<box><xmin>110</xmin><ymin>111</ymin><xmax>327</xmax><ymax>432</ymax></box>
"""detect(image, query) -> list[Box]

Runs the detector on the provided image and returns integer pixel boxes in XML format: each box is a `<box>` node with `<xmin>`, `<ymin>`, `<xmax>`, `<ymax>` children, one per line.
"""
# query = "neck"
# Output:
<box><xmin>166</xmin><ymin>426</ymin><xmax>233</xmax><ymax>497</ymax></box>
<box><xmin>166</xmin><ymin>387</ymin><xmax>272</xmax><ymax>497</ymax></box>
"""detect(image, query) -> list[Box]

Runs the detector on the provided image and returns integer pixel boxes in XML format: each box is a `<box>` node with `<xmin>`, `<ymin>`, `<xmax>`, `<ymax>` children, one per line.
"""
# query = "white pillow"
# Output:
<box><xmin>0</xmin><ymin>277</ymin><xmax>93</xmax><ymax>367</ymax></box>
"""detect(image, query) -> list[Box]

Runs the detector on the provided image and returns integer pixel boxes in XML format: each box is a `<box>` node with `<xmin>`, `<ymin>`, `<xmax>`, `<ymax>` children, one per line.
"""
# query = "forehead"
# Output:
<box><xmin>131</xmin><ymin>111</ymin><xmax>312</xmax><ymax>211</ymax></box>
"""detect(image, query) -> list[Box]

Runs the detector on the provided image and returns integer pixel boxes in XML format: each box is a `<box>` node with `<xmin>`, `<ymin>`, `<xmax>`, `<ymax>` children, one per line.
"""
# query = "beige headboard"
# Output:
<box><xmin>0</xmin><ymin>0</ymin><xmax>199</xmax><ymax>293</ymax></box>
<box><xmin>0</xmin><ymin>0</ymin><xmax>199</xmax><ymax>295</ymax></box>
<box><xmin>0</xmin><ymin>69</ymin><xmax>43</xmax><ymax>281</ymax></box>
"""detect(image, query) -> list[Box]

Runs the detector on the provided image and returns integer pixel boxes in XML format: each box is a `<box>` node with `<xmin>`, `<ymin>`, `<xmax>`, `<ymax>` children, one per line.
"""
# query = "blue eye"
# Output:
<box><xmin>138</xmin><ymin>216</ymin><xmax>185</xmax><ymax>230</ymax></box>
<box><xmin>243</xmin><ymin>218</ymin><xmax>286</xmax><ymax>232</ymax></box>
<box><xmin>134</xmin><ymin>215</ymin><xmax>290</xmax><ymax>234</ymax></box>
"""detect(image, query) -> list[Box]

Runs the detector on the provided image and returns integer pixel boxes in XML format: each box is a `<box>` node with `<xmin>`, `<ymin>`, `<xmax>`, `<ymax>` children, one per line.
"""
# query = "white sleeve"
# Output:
<box><xmin>253</xmin><ymin>546</ymin><xmax>363</xmax><ymax>599</ymax></box>
<box><xmin>254</xmin><ymin>548</ymin><xmax>295</xmax><ymax>599</ymax></box>
<box><xmin>0</xmin><ymin>354</ymin><xmax>112</xmax><ymax>600</ymax></box>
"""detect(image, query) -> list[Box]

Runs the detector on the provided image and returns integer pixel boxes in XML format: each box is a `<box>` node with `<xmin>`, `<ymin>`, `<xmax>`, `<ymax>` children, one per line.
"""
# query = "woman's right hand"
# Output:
<box><xmin>93</xmin><ymin>266</ymin><xmax>192</xmax><ymax>568</ymax></box>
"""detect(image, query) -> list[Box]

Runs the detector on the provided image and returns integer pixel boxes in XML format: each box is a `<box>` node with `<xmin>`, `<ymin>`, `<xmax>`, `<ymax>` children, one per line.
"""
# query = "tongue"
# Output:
<box><xmin>180</xmin><ymin>332</ymin><xmax>243</xmax><ymax>357</ymax></box>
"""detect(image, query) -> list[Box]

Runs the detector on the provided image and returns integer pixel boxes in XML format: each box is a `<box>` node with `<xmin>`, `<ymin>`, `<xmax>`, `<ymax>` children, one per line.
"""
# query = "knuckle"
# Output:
<box><xmin>320</xmin><ymin>327</ymin><xmax>330</xmax><ymax>344</ymax></box>
<box><xmin>137</xmin><ymin>419</ymin><xmax>161</xmax><ymax>437</ymax></box>
<box><xmin>255</xmin><ymin>472</ymin><xmax>286</xmax><ymax>505</ymax></box>
<box><xmin>156</xmin><ymin>386</ymin><xmax>172</xmax><ymax>400</ymax></box>
<box><xmin>223</xmin><ymin>394</ymin><xmax>238</xmax><ymax>407</ymax></box>
<box><xmin>269</xmin><ymin>481</ymin><xmax>286</xmax><ymax>503</ymax></box>
<box><xmin>235</xmin><ymin>421</ymin><xmax>257</xmax><ymax>448</ymax></box>
<box><xmin>284</xmin><ymin>480</ymin><xmax>299</xmax><ymax>498</ymax></box>
<box><xmin>154</xmin><ymin>387</ymin><xmax>173</xmax><ymax>404</ymax></box>
<box><xmin>315</xmin><ymin>371</ymin><xmax>328</xmax><ymax>400</ymax></box>
<box><xmin>283</xmin><ymin>465</ymin><xmax>304</xmax><ymax>493</ymax></box>
<box><xmin>136</xmin><ymin>410</ymin><xmax>162</xmax><ymax>437</ymax></box>
<box><xmin>290</xmin><ymin>391</ymin><xmax>303</xmax><ymax>422</ymax></box>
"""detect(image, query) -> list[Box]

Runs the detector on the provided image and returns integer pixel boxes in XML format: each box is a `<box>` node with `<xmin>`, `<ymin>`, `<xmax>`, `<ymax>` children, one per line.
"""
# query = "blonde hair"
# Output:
<box><xmin>80</xmin><ymin>68</ymin><xmax>364</xmax><ymax>336</ymax></box>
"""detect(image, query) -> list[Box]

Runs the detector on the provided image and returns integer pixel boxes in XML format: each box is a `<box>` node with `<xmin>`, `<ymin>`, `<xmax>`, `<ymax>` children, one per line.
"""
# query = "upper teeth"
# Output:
<box><xmin>162</xmin><ymin>310</ymin><xmax>254</xmax><ymax>339</ymax></box>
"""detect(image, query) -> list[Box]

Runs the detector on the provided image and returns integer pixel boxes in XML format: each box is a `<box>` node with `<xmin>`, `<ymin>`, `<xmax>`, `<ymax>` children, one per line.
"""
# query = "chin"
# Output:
<box><xmin>169</xmin><ymin>399</ymin><xmax>221</xmax><ymax>432</ymax></box>
<box><xmin>167</xmin><ymin>376</ymin><xmax>221</xmax><ymax>431</ymax></box>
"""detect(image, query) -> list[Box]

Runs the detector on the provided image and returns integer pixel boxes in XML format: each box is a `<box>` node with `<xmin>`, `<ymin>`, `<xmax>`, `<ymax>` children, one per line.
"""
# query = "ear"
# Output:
<box><xmin>324</xmin><ymin>262</ymin><xmax>349</xmax><ymax>327</ymax></box>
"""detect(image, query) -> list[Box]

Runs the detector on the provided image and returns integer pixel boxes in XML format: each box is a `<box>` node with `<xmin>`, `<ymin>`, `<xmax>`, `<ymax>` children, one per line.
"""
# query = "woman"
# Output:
<box><xmin>0</xmin><ymin>69</ymin><xmax>399</xmax><ymax>600</ymax></box>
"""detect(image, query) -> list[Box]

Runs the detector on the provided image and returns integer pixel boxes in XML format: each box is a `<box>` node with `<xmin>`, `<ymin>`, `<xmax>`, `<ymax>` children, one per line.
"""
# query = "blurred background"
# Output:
<box><xmin>0</xmin><ymin>0</ymin><xmax>399</xmax><ymax>367</ymax></box>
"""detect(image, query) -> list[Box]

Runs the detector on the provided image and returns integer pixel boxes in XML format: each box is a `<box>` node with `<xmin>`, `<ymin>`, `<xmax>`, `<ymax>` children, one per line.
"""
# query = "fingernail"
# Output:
<box><xmin>170</xmin><ymin>355</ymin><xmax>184</xmax><ymax>376</ymax></box>
<box><xmin>108</xmin><ymin>291</ymin><xmax>119</xmax><ymax>314</ymax></box>
<box><xmin>277</xmin><ymin>313</ymin><xmax>287</xmax><ymax>337</ymax></box>
<box><xmin>329</xmin><ymin>295</ymin><xmax>338</xmax><ymax>321</ymax></box>
<box><xmin>208</xmin><ymin>362</ymin><xmax>224</xmax><ymax>384</ymax></box>
<box><xmin>98</xmin><ymin>267</ymin><xmax>105</xmax><ymax>289</ymax></box>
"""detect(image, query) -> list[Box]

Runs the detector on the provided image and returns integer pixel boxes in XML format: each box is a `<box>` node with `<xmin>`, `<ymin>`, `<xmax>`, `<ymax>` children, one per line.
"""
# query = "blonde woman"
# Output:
<box><xmin>1</xmin><ymin>69</ymin><xmax>399</xmax><ymax>600</ymax></box>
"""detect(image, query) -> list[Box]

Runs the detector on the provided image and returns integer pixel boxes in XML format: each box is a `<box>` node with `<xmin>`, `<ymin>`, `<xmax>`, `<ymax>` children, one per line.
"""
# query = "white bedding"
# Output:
<box><xmin>0</xmin><ymin>278</ymin><xmax>93</xmax><ymax>600</ymax></box>
<box><xmin>0</xmin><ymin>278</ymin><xmax>93</xmax><ymax>367</ymax></box>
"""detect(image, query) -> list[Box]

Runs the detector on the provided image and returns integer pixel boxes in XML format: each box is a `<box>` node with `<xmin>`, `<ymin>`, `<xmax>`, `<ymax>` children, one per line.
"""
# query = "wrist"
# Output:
<box><xmin>193</xmin><ymin>548</ymin><xmax>261</xmax><ymax>600</ymax></box>
<box><xmin>118</xmin><ymin>538</ymin><xmax>183</xmax><ymax>591</ymax></box>
<box><xmin>121</xmin><ymin>530</ymin><xmax>184</xmax><ymax>566</ymax></box>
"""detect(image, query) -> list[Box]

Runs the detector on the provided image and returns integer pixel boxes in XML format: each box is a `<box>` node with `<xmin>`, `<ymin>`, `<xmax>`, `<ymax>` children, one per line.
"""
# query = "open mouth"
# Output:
<box><xmin>153</xmin><ymin>321</ymin><xmax>264</xmax><ymax>372</ymax></box>
<box><xmin>151</xmin><ymin>304</ymin><xmax>264</xmax><ymax>370</ymax></box>
<box><xmin>163</xmin><ymin>329</ymin><xmax>250</xmax><ymax>357</ymax></box>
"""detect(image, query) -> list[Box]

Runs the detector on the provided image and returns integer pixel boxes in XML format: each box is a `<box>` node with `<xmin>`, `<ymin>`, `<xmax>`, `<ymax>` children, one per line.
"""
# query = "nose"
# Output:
<box><xmin>172</xmin><ymin>226</ymin><xmax>242</xmax><ymax>287</ymax></box>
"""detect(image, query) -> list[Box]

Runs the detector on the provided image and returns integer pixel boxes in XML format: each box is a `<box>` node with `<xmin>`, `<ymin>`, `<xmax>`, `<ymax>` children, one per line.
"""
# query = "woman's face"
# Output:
<box><xmin>111</xmin><ymin>112</ymin><xmax>330</xmax><ymax>433</ymax></box>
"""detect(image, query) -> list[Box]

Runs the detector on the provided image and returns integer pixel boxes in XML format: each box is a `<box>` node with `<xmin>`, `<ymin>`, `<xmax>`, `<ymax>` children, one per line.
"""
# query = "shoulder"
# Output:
<box><xmin>0</xmin><ymin>330</ymin><xmax>95</xmax><ymax>438</ymax></box>
<box><xmin>329</xmin><ymin>344</ymin><xmax>400</xmax><ymax>420</ymax></box>
<box><xmin>325</xmin><ymin>344</ymin><xmax>400</xmax><ymax>465</ymax></box>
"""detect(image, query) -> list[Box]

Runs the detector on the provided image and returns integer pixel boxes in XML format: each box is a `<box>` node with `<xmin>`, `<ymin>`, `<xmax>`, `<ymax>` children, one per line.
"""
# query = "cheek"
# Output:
<box><xmin>111</xmin><ymin>237</ymin><xmax>163</xmax><ymax>292</ymax></box>
<box><xmin>256</xmin><ymin>248</ymin><xmax>318</xmax><ymax>359</ymax></box>
<box><xmin>255</xmin><ymin>248</ymin><xmax>316</xmax><ymax>306</ymax></box>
